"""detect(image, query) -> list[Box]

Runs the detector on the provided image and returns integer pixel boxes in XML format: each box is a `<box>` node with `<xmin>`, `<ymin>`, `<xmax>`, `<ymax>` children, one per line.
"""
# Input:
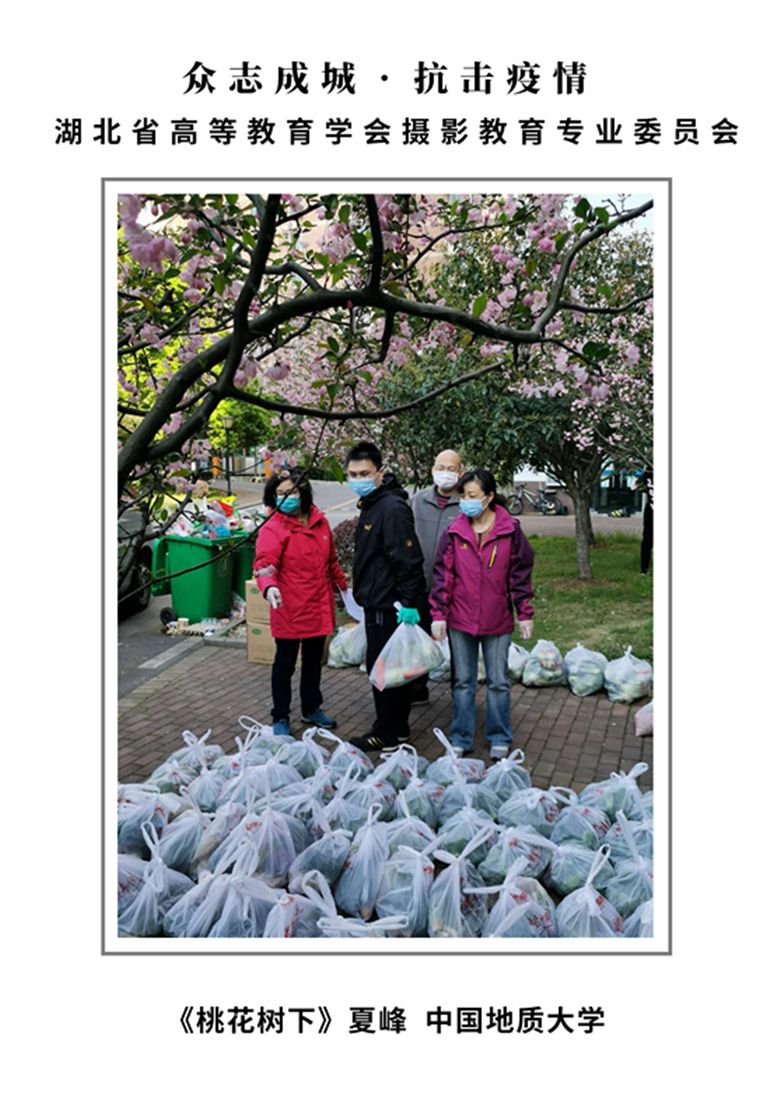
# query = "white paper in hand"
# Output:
<box><xmin>340</xmin><ymin>587</ymin><xmax>364</xmax><ymax>622</ymax></box>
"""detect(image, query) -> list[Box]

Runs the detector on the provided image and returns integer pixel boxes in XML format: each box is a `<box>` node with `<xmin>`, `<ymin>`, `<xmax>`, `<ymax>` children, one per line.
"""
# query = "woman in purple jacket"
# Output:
<box><xmin>430</xmin><ymin>468</ymin><xmax>534</xmax><ymax>759</ymax></box>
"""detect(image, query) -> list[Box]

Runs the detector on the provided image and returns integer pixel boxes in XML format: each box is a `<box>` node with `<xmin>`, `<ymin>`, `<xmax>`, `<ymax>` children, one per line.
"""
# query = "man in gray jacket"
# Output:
<box><xmin>409</xmin><ymin>448</ymin><xmax>464</xmax><ymax>703</ymax></box>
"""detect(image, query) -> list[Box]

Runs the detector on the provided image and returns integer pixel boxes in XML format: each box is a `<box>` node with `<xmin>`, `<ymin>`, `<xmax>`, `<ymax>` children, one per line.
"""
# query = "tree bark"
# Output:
<box><xmin>571</xmin><ymin>488</ymin><xmax>594</xmax><ymax>580</ymax></box>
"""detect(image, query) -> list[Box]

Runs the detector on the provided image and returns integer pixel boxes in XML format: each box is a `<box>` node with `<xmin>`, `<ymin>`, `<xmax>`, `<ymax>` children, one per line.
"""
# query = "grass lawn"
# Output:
<box><xmin>520</xmin><ymin>533</ymin><xmax>652</xmax><ymax>660</ymax></box>
<box><xmin>335</xmin><ymin>533</ymin><xmax>652</xmax><ymax>662</ymax></box>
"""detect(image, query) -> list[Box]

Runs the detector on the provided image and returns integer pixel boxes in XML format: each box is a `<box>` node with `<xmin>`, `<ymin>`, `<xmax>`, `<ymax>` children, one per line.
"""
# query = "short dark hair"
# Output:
<box><xmin>345</xmin><ymin>441</ymin><xmax>382</xmax><ymax>470</ymax></box>
<box><xmin>457</xmin><ymin>468</ymin><xmax>506</xmax><ymax>510</ymax></box>
<box><xmin>263</xmin><ymin>468</ymin><xmax>313</xmax><ymax>514</ymax></box>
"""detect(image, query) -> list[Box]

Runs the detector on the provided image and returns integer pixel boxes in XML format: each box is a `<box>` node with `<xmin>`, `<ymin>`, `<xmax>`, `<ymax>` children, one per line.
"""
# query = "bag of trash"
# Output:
<box><xmin>480</xmin><ymin>749</ymin><xmax>532</xmax><ymax>801</ymax></box>
<box><xmin>473</xmin><ymin>859</ymin><xmax>557</xmax><ymax>938</ymax></box>
<box><xmin>392</xmin><ymin>776</ymin><xmax>445</xmax><ymax>830</ymax></box>
<box><xmin>564</xmin><ymin>643</ymin><xmax>608</xmax><ymax>697</ymax></box>
<box><xmin>426</xmin><ymin>727</ymin><xmax>486</xmax><ymax>786</ymax></box>
<box><xmin>604</xmin><ymin>646</ymin><xmax>653</xmax><ymax>704</ymax></box>
<box><xmin>623</xmin><ymin>899</ymin><xmax>653</xmax><ymax>938</ymax></box>
<box><xmin>578</xmin><ymin>762</ymin><xmax>650</xmax><ymax>822</ymax></box>
<box><xmin>556</xmin><ymin>846</ymin><xmax>624</xmax><ymax>936</ymax></box>
<box><xmin>118</xmin><ymin>823</ymin><xmax>194</xmax><ymax>937</ymax></box>
<box><xmin>369</xmin><ymin>619</ymin><xmax>445</xmax><ymax>690</ymax></box>
<box><xmin>634</xmin><ymin>701</ymin><xmax>654</xmax><ymax>737</ymax></box>
<box><xmin>156</xmin><ymin>794</ymin><xmax>210</xmax><ymax>876</ymax></box>
<box><xmin>478</xmin><ymin>826</ymin><xmax>557</xmax><ymax>885</ymax></box>
<box><xmin>545</xmin><ymin>842</ymin><xmax>616</xmax><ymax>897</ymax></box>
<box><xmin>334</xmin><ymin>805</ymin><xmax>390</xmax><ymax>920</ymax></box>
<box><xmin>435</xmin><ymin>807</ymin><xmax>498</xmax><ymax>864</ymax></box>
<box><xmin>604</xmin><ymin>813</ymin><xmax>653</xmax><ymax>863</ymax></box>
<box><xmin>498</xmin><ymin>786</ymin><xmax>560</xmax><ymax>837</ymax></box>
<box><xmin>507</xmin><ymin>642</ymin><xmax>529</xmax><ymax>683</ymax></box>
<box><xmin>603</xmin><ymin>812</ymin><xmax>654</xmax><ymax>918</ymax></box>
<box><xmin>522</xmin><ymin>640</ymin><xmax>566</xmax><ymax>687</ymax></box>
<box><xmin>428</xmin><ymin>638</ymin><xmax>451</xmax><ymax>682</ymax></box>
<box><xmin>373</xmin><ymin>744</ymin><xmax>425</xmax><ymax>791</ymax></box>
<box><xmin>438</xmin><ymin>773</ymin><xmax>501</xmax><ymax>825</ymax></box>
<box><xmin>118</xmin><ymin>853</ymin><xmax>148</xmax><ymax>916</ymax></box>
<box><xmin>345</xmin><ymin>775</ymin><xmax>397</xmax><ymax>821</ymax></box>
<box><xmin>288</xmin><ymin>810</ymin><xmax>352</xmax><ymax>894</ymax></box>
<box><xmin>376</xmin><ymin>844</ymin><xmax>436</xmax><ymax>935</ymax></box>
<box><xmin>386</xmin><ymin>792</ymin><xmax>437</xmax><ymax>854</ymax></box>
<box><xmin>428</xmin><ymin>829</ymin><xmax>492</xmax><ymax>938</ymax></box>
<box><xmin>328</xmin><ymin>622</ymin><xmax>367</xmax><ymax>668</ymax></box>
<box><xmin>549</xmin><ymin>787</ymin><xmax>611</xmax><ymax>850</ymax></box>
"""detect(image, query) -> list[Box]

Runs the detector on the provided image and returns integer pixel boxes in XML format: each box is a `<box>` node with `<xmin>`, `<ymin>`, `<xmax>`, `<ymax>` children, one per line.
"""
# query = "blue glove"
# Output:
<box><xmin>397</xmin><ymin>606</ymin><xmax>421</xmax><ymax>626</ymax></box>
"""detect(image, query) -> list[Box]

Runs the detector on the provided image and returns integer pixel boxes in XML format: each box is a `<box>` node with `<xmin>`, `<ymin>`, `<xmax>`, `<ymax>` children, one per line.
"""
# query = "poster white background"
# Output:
<box><xmin>5</xmin><ymin>2</ymin><xmax>774</xmax><ymax>1114</ymax></box>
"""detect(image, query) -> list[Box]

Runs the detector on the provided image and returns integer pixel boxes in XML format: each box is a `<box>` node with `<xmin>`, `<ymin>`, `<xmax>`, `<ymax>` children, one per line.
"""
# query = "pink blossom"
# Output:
<box><xmin>591</xmin><ymin>383</ymin><xmax>609</xmax><ymax>402</ymax></box>
<box><xmin>498</xmin><ymin>286</ymin><xmax>517</xmax><ymax>308</ymax></box>
<box><xmin>574</xmin><ymin>369</ymin><xmax>590</xmax><ymax>385</ymax></box>
<box><xmin>267</xmin><ymin>361</ymin><xmax>291</xmax><ymax>381</ymax></box>
<box><xmin>625</xmin><ymin>343</ymin><xmax>640</xmax><ymax>366</ymax></box>
<box><xmin>537</xmin><ymin>237</ymin><xmax>555</xmax><ymax>253</ymax></box>
<box><xmin>183</xmin><ymin>288</ymin><xmax>201</xmax><ymax>302</ymax></box>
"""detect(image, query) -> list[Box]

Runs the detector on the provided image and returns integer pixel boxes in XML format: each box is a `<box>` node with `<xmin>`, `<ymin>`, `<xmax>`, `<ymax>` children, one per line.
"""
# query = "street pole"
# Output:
<box><xmin>224</xmin><ymin>427</ymin><xmax>232</xmax><ymax>495</ymax></box>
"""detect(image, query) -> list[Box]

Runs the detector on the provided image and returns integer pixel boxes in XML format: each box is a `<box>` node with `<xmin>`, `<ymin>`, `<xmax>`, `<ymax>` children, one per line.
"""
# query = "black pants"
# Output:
<box><xmin>271</xmin><ymin>635</ymin><xmax>326</xmax><ymax>721</ymax></box>
<box><xmin>364</xmin><ymin>607</ymin><xmax>413</xmax><ymax>741</ymax></box>
<box><xmin>641</xmin><ymin>503</ymin><xmax>653</xmax><ymax>574</ymax></box>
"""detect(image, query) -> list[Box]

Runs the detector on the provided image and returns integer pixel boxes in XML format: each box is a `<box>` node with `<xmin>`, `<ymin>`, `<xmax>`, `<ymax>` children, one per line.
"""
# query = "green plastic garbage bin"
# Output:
<box><xmin>230</xmin><ymin>530</ymin><xmax>257</xmax><ymax>598</ymax></box>
<box><xmin>159</xmin><ymin>535</ymin><xmax>235</xmax><ymax>623</ymax></box>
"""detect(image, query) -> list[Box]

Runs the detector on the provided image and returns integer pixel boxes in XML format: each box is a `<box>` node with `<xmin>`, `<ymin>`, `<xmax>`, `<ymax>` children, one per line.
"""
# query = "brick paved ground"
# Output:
<box><xmin>118</xmin><ymin>644</ymin><xmax>653</xmax><ymax>792</ymax></box>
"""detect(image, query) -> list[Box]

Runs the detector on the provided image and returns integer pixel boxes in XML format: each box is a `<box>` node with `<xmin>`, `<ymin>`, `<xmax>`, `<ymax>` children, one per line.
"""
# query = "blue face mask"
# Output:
<box><xmin>276</xmin><ymin>495</ymin><xmax>300</xmax><ymax>514</ymax></box>
<box><xmin>460</xmin><ymin>498</ymin><xmax>485</xmax><ymax>518</ymax></box>
<box><xmin>348</xmin><ymin>477</ymin><xmax>377</xmax><ymax>498</ymax></box>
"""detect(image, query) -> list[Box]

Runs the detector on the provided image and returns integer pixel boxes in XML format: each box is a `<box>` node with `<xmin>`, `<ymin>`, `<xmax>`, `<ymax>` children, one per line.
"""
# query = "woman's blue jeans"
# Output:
<box><xmin>448</xmin><ymin>629</ymin><xmax>512</xmax><ymax>751</ymax></box>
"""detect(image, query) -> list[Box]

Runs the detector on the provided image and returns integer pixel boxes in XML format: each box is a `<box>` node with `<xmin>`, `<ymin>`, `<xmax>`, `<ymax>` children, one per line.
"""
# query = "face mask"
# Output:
<box><xmin>348</xmin><ymin>477</ymin><xmax>377</xmax><ymax>498</ymax></box>
<box><xmin>276</xmin><ymin>495</ymin><xmax>300</xmax><ymax>514</ymax></box>
<box><xmin>460</xmin><ymin>498</ymin><xmax>485</xmax><ymax>518</ymax></box>
<box><xmin>433</xmin><ymin>470</ymin><xmax>459</xmax><ymax>490</ymax></box>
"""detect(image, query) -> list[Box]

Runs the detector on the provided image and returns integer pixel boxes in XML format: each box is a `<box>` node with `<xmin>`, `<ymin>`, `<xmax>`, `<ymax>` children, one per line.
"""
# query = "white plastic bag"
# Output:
<box><xmin>428</xmin><ymin>829</ymin><xmax>492</xmax><ymax>938</ymax></box>
<box><xmin>564</xmin><ymin>643</ymin><xmax>608</xmax><ymax>696</ymax></box>
<box><xmin>497</xmin><ymin>786</ymin><xmax>560</xmax><ymax>837</ymax></box>
<box><xmin>334</xmin><ymin>804</ymin><xmax>390</xmax><ymax>919</ymax></box>
<box><xmin>386</xmin><ymin>792</ymin><xmax>437</xmax><ymax>854</ymax></box>
<box><xmin>156</xmin><ymin>795</ymin><xmax>210</xmax><ymax>875</ymax></box>
<box><xmin>604</xmin><ymin>813</ymin><xmax>653</xmax><ymax>862</ymax></box>
<box><xmin>438</xmin><ymin>773</ymin><xmax>501</xmax><ymax>825</ymax></box>
<box><xmin>603</xmin><ymin>811</ymin><xmax>654</xmax><ymax>918</ymax></box>
<box><xmin>327</xmin><ymin>622</ymin><xmax>367</xmax><ymax>668</ymax></box>
<box><xmin>375</xmin><ymin>844</ymin><xmax>435</xmax><ymax>935</ymax></box>
<box><xmin>425</xmin><ymin>727</ymin><xmax>486</xmax><ymax>786</ymax></box>
<box><xmin>549</xmin><ymin>787</ymin><xmax>611</xmax><ymax>849</ymax></box>
<box><xmin>287</xmin><ymin>810</ymin><xmax>352</xmax><ymax>894</ymax></box>
<box><xmin>435</xmin><ymin>807</ymin><xmax>498</xmax><ymax>864</ymax></box>
<box><xmin>556</xmin><ymin>846</ymin><xmax>624</xmax><ymax>936</ymax></box>
<box><xmin>372</xmin><ymin>744</ymin><xmax>424</xmax><ymax>791</ymax></box>
<box><xmin>369</xmin><ymin>619</ymin><xmax>445</xmax><ymax>691</ymax></box>
<box><xmin>480</xmin><ymin>749</ymin><xmax>532</xmax><ymax>801</ymax></box>
<box><xmin>473</xmin><ymin>859</ymin><xmax>557</xmax><ymax>938</ymax></box>
<box><xmin>544</xmin><ymin>842</ymin><xmax>616</xmax><ymax>897</ymax></box>
<box><xmin>522</xmin><ymin>640</ymin><xmax>566</xmax><ymax>687</ymax></box>
<box><xmin>507</xmin><ymin>642</ymin><xmax>529</xmax><ymax>683</ymax></box>
<box><xmin>623</xmin><ymin>899</ymin><xmax>653</xmax><ymax>938</ymax></box>
<box><xmin>478</xmin><ymin>826</ymin><xmax>557</xmax><ymax>885</ymax></box>
<box><xmin>428</xmin><ymin>638</ymin><xmax>451</xmax><ymax>682</ymax></box>
<box><xmin>118</xmin><ymin>823</ymin><xmax>194</xmax><ymax>937</ymax></box>
<box><xmin>317</xmin><ymin>915</ymin><xmax>410</xmax><ymax>938</ymax></box>
<box><xmin>604</xmin><ymin>646</ymin><xmax>653</xmax><ymax>703</ymax></box>
<box><xmin>634</xmin><ymin>700</ymin><xmax>654</xmax><ymax>737</ymax></box>
<box><xmin>578</xmin><ymin>762</ymin><xmax>650</xmax><ymax>822</ymax></box>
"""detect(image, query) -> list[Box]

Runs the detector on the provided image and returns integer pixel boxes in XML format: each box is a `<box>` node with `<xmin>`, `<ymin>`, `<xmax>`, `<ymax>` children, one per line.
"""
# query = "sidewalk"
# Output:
<box><xmin>118</xmin><ymin>644</ymin><xmax>653</xmax><ymax>793</ymax></box>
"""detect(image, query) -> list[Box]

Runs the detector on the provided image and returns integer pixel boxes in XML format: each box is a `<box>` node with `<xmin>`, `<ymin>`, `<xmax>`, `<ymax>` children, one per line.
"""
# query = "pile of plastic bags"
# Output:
<box><xmin>118</xmin><ymin>723</ymin><xmax>654</xmax><ymax>939</ymax></box>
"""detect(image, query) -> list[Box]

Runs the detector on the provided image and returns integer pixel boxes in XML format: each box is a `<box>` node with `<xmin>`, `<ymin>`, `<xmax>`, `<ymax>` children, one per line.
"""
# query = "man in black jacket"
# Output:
<box><xmin>345</xmin><ymin>441</ymin><xmax>425</xmax><ymax>751</ymax></box>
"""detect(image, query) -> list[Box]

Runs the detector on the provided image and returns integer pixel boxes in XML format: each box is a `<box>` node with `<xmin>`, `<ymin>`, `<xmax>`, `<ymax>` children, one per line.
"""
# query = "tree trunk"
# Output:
<box><xmin>572</xmin><ymin>489</ymin><xmax>594</xmax><ymax>580</ymax></box>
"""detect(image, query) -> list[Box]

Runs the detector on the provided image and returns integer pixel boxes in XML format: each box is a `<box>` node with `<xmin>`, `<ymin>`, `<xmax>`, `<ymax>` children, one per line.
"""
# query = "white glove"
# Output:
<box><xmin>519</xmin><ymin>619</ymin><xmax>533</xmax><ymax>641</ymax></box>
<box><xmin>432</xmin><ymin>620</ymin><xmax>448</xmax><ymax>642</ymax></box>
<box><xmin>266</xmin><ymin>587</ymin><xmax>283</xmax><ymax>609</ymax></box>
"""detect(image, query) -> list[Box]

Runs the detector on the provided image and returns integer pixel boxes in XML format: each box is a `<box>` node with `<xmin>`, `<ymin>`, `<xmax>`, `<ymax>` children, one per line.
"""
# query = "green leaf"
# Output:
<box><xmin>597</xmin><ymin>282</ymin><xmax>612</xmax><ymax>300</ymax></box>
<box><xmin>471</xmin><ymin>293</ymin><xmax>488</xmax><ymax>318</ymax></box>
<box><xmin>226</xmin><ymin>194</ymin><xmax>238</xmax><ymax>205</ymax></box>
<box><xmin>383</xmin><ymin>280</ymin><xmax>405</xmax><ymax>299</ymax></box>
<box><xmin>213</xmin><ymin>274</ymin><xmax>226</xmax><ymax>296</ymax></box>
<box><xmin>352</xmin><ymin>230</ymin><xmax>368</xmax><ymax>252</ymax></box>
<box><xmin>339</xmin><ymin>204</ymin><xmax>351</xmax><ymax>224</ymax></box>
<box><xmin>594</xmin><ymin>207</ymin><xmax>610</xmax><ymax>225</ymax></box>
<box><xmin>326</xmin><ymin>336</ymin><xmax>340</xmax><ymax>353</ymax></box>
<box><xmin>574</xmin><ymin>198</ymin><xmax>591</xmax><ymax>218</ymax></box>
<box><xmin>525</xmin><ymin>256</ymin><xmax>537</xmax><ymax>278</ymax></box>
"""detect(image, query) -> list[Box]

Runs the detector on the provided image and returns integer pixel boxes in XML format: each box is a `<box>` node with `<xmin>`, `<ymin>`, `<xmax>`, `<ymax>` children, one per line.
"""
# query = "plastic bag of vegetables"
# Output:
<box><xmin>169</xmin><ymin>727</ymin><xmax>224</xmax><ymax>770</ymax></box>
<box><xmin>436</xmin><ymin>806</ymin><xmax>498</xmax><ymax>864</ymax></box>
<box><xmin>426</xmin><ymin>728</ymin><xmax>486</xmax><ymax>786</ymax></box>
<box><xmin>314</xmin><ymin>762</ymin><xmax>372</xmax><ymax>837</ymax></box>
<box><xmin>369</xmin><ymin>619</ymin><xmax>444</xmax><ymax>691</ymax></box>
<box><xmin>578</xmin><ymin>762</ymin><xmax>649</xmax><ymax>822</ymax></box>
<box><xmin>604</xmin><ymin>646</ymin><xmax>653</xmax><ymax>704</ymax></box>
<box><xmin>287</xmin><ymin>807</ymin><xmax>352</xmax><ymax>893</ymax></box>
<box><xmin>428</xmin><ymin>829</ymin><xmax>492</xmax><ymax>938</ymax></box>
<box><xmin>544</xmin><ymin>842</ymin><xmax>616</xmax><ymax>897</ymax></box>
<box><xmin>481</xmin><ymin>748</ymin><xmax>532</xmax><ymax>801</ymax></box>
<box><xmin>118</xmin><ymin>793</ymin><xmax>175</xmax><ymax>856</ymax></box>
<box><xmin>334</xmin><ymin>804</ymin><xmax>390</xmax><ymax>919</ymax></box>
<box><xmin>522</xmin><ymin>640</ymin><xmax>566</xmax><ymax>687</ymax></box>
<box><xmin>118</xmin><ymin>853</ymin><xmax>148</xmax><ymax>917</ymax></box>
<box><xmin>375</xmin><ymin>844</ymin><xmax>435</xmax><ymax>935</ymax></box>
<box><xmin>118</xmin><ymin>823</ymin><xmax>194</xmax><ymax>937</ymax></box>
<box><xmin>156</xmin><ymin>794</ymin><xmax>210</xmax><ymax>875</ymax></box>
<box><xmin>603</xmin><ymin>812</ymin><xmax>654</xmax><ymax>917</ymax></box>
<box><xmin>314</xmin><ymin>728</ymin><xmax>374</xmax><ymax>781</ymax></box>
<box><xmin>209</xmin><ymin>872</ymin><xmax>285</xmax><ymax>938</ymax></box>
<box><xmin>564</xmin><ymin>643</ymin><xmax>608</xmax><ymax>697</ymax></box>
<box><xmin>623</xmin><ymin>899</ymin><xmax>653</xmax><ymax>938</ymax></box>
<box><xmin>207</xmin><ymin>778</ymin><xmax>310</xmax><ymax>883</ymax></box>
<box><xmin>386</xmin><ymin>792</ymin><xmax>437</xmax><ymax>854</ymax></box>
<box><xmin>634</xmin><ymin>701</ymin><xmax>654</xmax><ymax>737</ymax></box>
<box><xmin>391</xmin><ymin>776</ymin><xmax>444</xmax><ymax>830</ymax></box>
<box><xmin>428</xmin><ymin>638</ymin><xmax>451</xmax><ymax>682</ymax></box>
<box><xmin>345</xmin><ymin>775</ymin><xmax>397</xmax><ymax>821</ymax></box>
<box><xmin>498</xmin><ymin>786</ymin><xmax>560</xmax><ymax>837</ymax></box>
<box><xmin>438</xmin><ymin>773</ymin><xmax>501</xmax><ymax>825</ymax></box>
<box><xmin>327</xmin><ymin>622</ymin><xmax>367</xmax><ymax>668</ymax></box>
<box><xmin>478</xmin><ymin>826</ymin><xmax>557</xmax><ymax>885</ymax></box>
<box><xmin>184</xmin><ymin>761</ymin><xmax>225</xmax><ymax>814</ymax></box>
<box><xmin>472</xmin><ymin>859</ymin><xmax>557</xmax><ymax>938</ymax></box>
<box><xmin>604</xmin><ymin>813</ymin><xmax>653</xmax><ymax>863</ymax></box>
<box><xmin>556</xmin><ymin>846</ymin><xmax>624</xmax><ymax>936</ymax></box>
<box><xmin>317</xmin><ymin>915</ymin><xmax>410</xmax><ymax>938</ymax></box>
<box><xmin>273</xmin><ymin>728</ymin><xmax>332</xmax><ymax>778</ymax></box>
<box><xmin>550</xmin><ymin>787</ymin><xmax>611</xmax><ymax>850</ymax></box>
<box><xmin>507</xmin><ymin>642</ymin><xmax>529</xmax><ymax>683</ymax></box>
<box><xmin>373</xmin><ymin>744</ymin><xmax>427</xmax><ymax>791</ymax></box>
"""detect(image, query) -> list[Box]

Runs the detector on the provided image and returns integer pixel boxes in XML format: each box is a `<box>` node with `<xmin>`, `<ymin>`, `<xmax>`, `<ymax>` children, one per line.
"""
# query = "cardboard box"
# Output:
<box><xmin>246</xmin><ymin>621</ymin><xmax>275</xmax><ymax>664</ymax></box>
<box><xmin>245</xmin><ymin>579</ymin><xmax>271</xmax><ymax>622</ymax></box>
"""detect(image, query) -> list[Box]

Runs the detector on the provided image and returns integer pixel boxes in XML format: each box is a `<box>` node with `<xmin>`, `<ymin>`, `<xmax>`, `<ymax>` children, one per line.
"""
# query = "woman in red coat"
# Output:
<box><xmin>254</xmin><ymin>469</ymin><xmax>347</xmax><ymax>737</ymax></box>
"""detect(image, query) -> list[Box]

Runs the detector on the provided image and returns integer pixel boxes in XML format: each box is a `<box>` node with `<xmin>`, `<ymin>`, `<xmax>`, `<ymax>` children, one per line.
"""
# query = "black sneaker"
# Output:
<box><xmin>349</xmin><ymin>733</ymin><xmax>399</xmax><ymax>752</ymax></box>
